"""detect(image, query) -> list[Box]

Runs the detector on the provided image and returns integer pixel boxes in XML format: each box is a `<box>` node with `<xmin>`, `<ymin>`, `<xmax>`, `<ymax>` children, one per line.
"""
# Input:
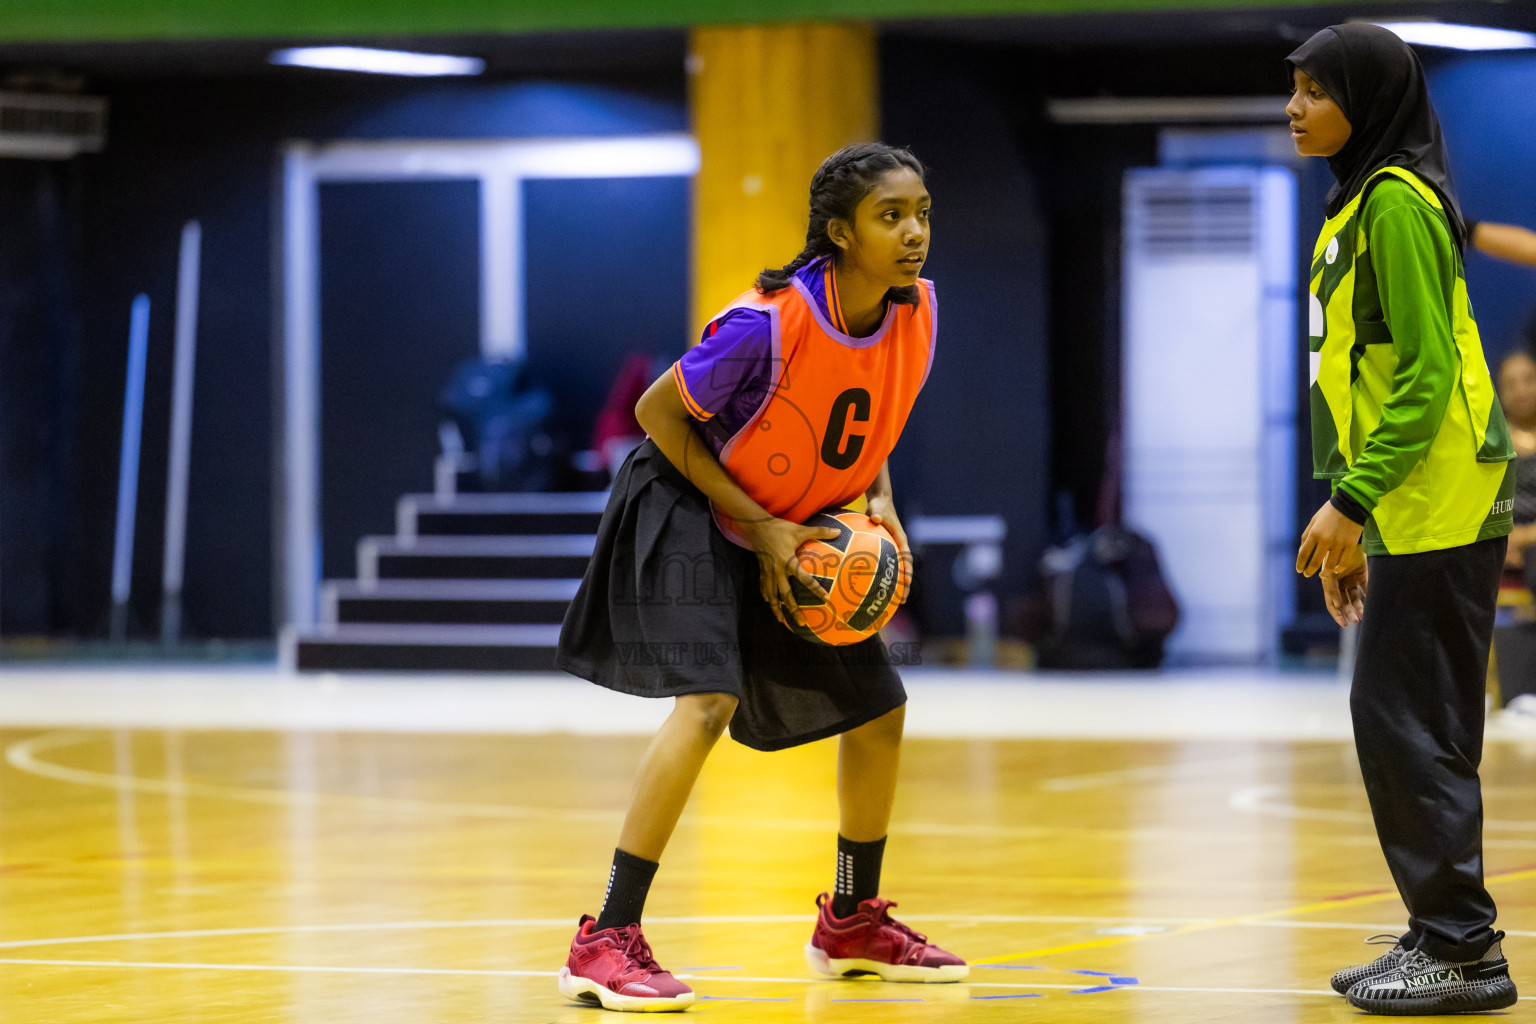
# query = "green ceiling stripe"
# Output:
<box><xmin>0</xmin><ymin>0</ymin><xmax>1394</xmax><ymax>44</ymax></box>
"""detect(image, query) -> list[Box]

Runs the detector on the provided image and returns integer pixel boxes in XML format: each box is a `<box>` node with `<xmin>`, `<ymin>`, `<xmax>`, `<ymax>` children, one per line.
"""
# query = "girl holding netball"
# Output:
<box><xmin>553</xmin><ymin>143</ymin><xmax>965</xmax><ymax>1012</ymax></box>
<box><xmin>1288</xmin><ymin>23</ymin><xmax>1518</xmax><ymax>1015</ymax></box>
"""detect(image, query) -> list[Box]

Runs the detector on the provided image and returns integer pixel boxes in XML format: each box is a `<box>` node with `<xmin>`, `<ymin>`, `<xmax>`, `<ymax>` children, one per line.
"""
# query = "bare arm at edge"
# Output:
<box><xmin>1473</xmin><ymin>221</ymin><xmax>1536</xmax><ymax>269</ymax></box>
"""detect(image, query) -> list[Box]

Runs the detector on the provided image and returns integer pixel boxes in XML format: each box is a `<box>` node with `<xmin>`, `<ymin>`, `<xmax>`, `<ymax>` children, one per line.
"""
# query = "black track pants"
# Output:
<box><xmin>1351</xmin><ymin>534</ymin><xmax>1507</xmax><ymax>962</ymax></box>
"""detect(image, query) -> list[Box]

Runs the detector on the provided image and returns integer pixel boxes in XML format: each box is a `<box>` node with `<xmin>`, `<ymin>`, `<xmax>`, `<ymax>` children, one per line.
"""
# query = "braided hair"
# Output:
<box><xmin>757</xmin><ymin>143</ymin><xmax>927</xmax><ymax>306</ymax></box>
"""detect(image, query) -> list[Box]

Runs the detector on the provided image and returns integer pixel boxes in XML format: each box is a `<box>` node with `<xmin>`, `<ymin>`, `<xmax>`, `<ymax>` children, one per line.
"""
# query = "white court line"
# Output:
<box><xmin>4</xmin><ymin>730</ymin><xmax>621</xmax><ymax>824</ymax></box>
<box><xmin>1239</xmin><ymin>920</ymin><xmax>1536</xmax><ymax>939</ymax></box>
<box><xmin>9</xmin><ymin>958</ymin><xmax>1528</xmax><ymax>1000</ymax></box>
<box><xmin>1120</xmin><ymin>985</ymin><xmax>1327</xmax><ymax>996</ymax></box>
<box><xmin>1042</xmin><ymin>753</ymin><xmax>1295</xmax><ymax>792</ymax></box>
<box><xmin>1229</xmin><ymin>784</ymin><xmax>1373</xmax><ymax>824</ymax></box>
<box><xmin>1229</xmin><ymin>784</ymin><xmax>1536</xmax><ymax>832</ymax></box>
<box><xmin>1</xmin><ymin>921</ymin><xmax>1529</xmax><ymax>1000</ymax></box>
<box><xmin>905</xmin><ymin>914</ymin><xmax>1214</xmax><ymax>925</ymax></box>
<box><xmin>0</xmin><ymin>920</ymin><xmax>589</xmax><ymax>949</ymax></box>
<box><xmin>11</xmin><ymin>731</ymin><xmax>1455</xmax><ymax>847</ymax></box>
<box><xmin>0</xmin><ymin>915</ymin><xmax>1217</xmax><ymax>950</ymax></box>
<box><xmin>0</xmin><ymin>731</ymin><xmax>1271</xmax><ymax>841</ymax></box>
<box><xmin>0</xmin><ymin>959</ymin><xmax>1076</xmax><ymax>985</ymax></box>
<box><xmin>0</xmin><ymin>958</ymin><xmax>553</xmax><ymax>977</ymax></box>
<box><xmin>17</xmin><ymin>730</ymin><xmax>1536</xmax><ymax>849</ymax></box>
<box><xmin>14</xmin><ymin>915</ymin><xmax>1531</xmax><ymax>957</ymax></box>
<box><xmin>0</xmin><ymin>959</ymin><xmax>1328</xmax><ymax>995</ymax></box>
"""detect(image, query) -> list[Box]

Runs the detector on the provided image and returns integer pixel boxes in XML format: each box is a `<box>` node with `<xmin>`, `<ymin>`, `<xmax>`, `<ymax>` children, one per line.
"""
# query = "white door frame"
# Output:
<box><xmin>278</xmin><ymin>135</ymin><xmax>699</xmax><ymax>630</ymax></box>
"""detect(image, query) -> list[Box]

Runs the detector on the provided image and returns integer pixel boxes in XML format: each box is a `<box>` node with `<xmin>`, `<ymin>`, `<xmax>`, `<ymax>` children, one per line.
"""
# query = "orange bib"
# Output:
<box><xmin>709</xmin><ymin>277</ymin><xmax>935</xmax><ymax>547</ymax></box>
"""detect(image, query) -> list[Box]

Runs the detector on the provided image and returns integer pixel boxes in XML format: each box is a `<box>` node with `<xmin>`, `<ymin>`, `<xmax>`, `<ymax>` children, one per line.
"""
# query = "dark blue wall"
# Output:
<box><xmin>318</xmin><ymin>180</ymin><xmax>482</xmax><ymax>579</ymax></box>
<box><xmin>0</xmin><ymin>162</ymin><xmax>84</xmax><ymax>634</ymax></box>
<box><xmin>881</xmin><ymin>37</ymin><xmax>1052</xmax><ymax>636</ymax></box>
<box><xmin>24</xmin><ymin>72</ymin><xmax>687</xmax><ymax>640</ymax></box>
<box><xmin>523</xmin><ymin>175</ymin><xmax>691</xmax><ymax>447</ymax></box>
<box><xmin>1427</xmin><ymin>53</ymin><xmax>1536</xmax><ymax>358</ymax></box>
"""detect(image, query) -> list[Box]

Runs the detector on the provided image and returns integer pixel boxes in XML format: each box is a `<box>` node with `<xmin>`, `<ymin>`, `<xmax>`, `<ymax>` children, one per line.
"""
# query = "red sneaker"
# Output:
<box><xmin>557</xmin><ymin>915</ymin><xmax>695</xmax><ymax>1012</ymax></box>
<box><xmin>805</xmin><ymin>893</ymin><xmax>968</xmax><ymax>983</ymax></box>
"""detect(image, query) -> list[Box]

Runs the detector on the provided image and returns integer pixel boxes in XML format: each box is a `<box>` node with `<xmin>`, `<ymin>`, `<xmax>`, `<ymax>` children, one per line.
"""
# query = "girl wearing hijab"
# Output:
<box><xmin>1288</xmin><ymin>22</ymin><xmax>1518</xmax><ymax>1015</ymax></box>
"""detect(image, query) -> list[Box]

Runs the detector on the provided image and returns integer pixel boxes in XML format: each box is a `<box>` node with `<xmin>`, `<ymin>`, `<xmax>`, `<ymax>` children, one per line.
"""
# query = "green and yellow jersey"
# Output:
<box><xmin>1308</xmin><ymin>166</ymin><xmax>1515</xmax><ymax>556</ymax></box>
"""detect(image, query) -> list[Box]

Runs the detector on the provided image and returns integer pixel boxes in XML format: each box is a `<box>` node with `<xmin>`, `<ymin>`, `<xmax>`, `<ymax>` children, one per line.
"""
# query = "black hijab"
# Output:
<box><xmin>1286</xmin><ymin>23</ymin><xmax>1466</xmax><ymax>250</ymax></box>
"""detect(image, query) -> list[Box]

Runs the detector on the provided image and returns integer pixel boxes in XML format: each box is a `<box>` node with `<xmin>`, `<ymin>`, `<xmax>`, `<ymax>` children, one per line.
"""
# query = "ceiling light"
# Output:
<box><xmin>1372</xmin><ymin>21</ymin><xmax>1536</xmax><ymax>51</ymax></box>
<box><xmin>270</xmin><ymin>46</ymin><xmax>485</xmax><ymax>76</ymax></box>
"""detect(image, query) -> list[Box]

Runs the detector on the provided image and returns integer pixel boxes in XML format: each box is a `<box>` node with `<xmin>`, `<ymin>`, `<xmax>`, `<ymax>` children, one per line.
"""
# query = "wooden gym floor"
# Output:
<box><xmin>0</xmin><ymin>690</ymin><xmax>1532</xmax><ymax>1023</ymax></box>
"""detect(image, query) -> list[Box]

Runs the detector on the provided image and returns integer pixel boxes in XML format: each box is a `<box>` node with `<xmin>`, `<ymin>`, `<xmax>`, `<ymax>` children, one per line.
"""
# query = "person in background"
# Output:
<box><xmin>591</xmin><ymin>353</ymin><xmax>660</xmax><ymax>480</ymax></box>
<box><xmin>1496</xmin><ymin>349</ymin><xmax>1536</xmax><ymax>574</ymax></box>
<box><xmin>1449</xmin><ymin>216</ymin><xmax>1536</xmax><ymax>575</ymax></box>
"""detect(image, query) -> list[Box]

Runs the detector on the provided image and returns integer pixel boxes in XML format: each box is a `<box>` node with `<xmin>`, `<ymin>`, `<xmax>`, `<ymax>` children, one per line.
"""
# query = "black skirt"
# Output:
<box><xmin>554</xmin><ymin>439</ymin><xmax>906</xmax><ymax>752</ymax></box>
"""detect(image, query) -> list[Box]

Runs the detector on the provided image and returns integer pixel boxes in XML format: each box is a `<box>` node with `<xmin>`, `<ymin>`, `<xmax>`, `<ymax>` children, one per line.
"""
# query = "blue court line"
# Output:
<box><xmin>971</xmin><ymin>993</ymin><xmax>1044</xmax><ymax>1000</ymax></box>
<box><xmin>1066</xmin><ymin>968</ymin><xmax>1140</xmax><ymax>985</ymax></box>
<box><xmin>1071</xmin><ymin>985</ymin><xmax>1121</xmax><ymax>994</ymax></box>
<box><xmin>696</xmin><ymin>995</ymin><xmax>794</xmax><ymax>1003</ymax></box>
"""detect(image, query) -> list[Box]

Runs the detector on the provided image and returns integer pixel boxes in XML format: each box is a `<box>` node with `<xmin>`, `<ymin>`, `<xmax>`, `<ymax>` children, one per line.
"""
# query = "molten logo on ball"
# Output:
<box><xmin>787</xmin><ymin>508</ymin><xmax>911</xmax><ymax>646</ymax></box>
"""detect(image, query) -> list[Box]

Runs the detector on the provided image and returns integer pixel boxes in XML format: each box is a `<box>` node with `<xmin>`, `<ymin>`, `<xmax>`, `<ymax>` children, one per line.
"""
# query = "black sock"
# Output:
<box><xmin>831</xmin><ymin>835</ymin><xmax>886</xmax><ymax>918</ymax></box>
<box><xmin>595</xmin><ymin>848</ymin><xmax>659</xmax><ymax>932</ymax></box>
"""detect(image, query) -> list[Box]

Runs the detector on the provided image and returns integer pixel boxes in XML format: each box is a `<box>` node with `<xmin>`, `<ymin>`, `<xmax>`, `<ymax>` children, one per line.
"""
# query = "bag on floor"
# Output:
<box><xmin>439</xmin><ymin>358</ymin><xmax>565</xmax><ymax>491</ymax></box>
<box><xmin>1036</xmin><ymin>526</ymin><xmax>1179</xmax><ymax>670</ymax></box>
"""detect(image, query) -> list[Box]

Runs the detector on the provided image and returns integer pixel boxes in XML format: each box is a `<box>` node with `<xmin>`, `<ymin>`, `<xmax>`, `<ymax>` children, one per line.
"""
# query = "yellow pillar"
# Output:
<box><xmin>688</xmin><ymin>23</ymin><xmax>878</xmax><ymax>339</ymax></box>
<box><xmin>674</xmin><ymin>29</ymin><xmax>878</xmax><ymax>927</ymax></box>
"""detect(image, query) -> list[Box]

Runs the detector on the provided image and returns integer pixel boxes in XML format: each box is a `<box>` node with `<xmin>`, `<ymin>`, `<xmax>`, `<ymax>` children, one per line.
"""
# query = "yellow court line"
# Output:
<box><xmin>972</xmin><ymin>936</ymin><xmax>1144</xmax><ymax>962</ymax></box>
<box><xmin>975</xmin><ymin>864</ymin><xmax>1536</xmax><ymax>966</ymax></box>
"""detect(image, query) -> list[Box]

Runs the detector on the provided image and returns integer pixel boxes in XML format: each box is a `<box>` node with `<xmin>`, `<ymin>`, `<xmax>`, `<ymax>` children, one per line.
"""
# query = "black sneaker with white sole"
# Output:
<box><xmin>1332</xmin><ymin>933</ymin><xmax>1410</xmax><ymax>995</ymax></box>
<box><xmin>1346</xmin><ymin>934</ymin><xmax>1518</xmax><ymax>1016</ymax></box>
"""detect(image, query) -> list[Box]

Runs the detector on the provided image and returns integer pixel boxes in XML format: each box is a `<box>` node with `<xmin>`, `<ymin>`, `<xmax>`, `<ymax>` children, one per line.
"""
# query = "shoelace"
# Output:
<box><xmin>1385</xmin><ymin>948</ymin><xmax>1436</xmax><ymax>981</ymax></box>
<box><xmin>1364</xmin><ymin>933</ymin><xmax>1402</xmax><ymax>950</ymax></box>
<box><xmin>615</xmin><ymin>925</ymin><xmax>664</xmax><ymax>975</ymax></box>
<box><xmin>867</xmin><ymin>900</ymin><xmax>930</xmax><ymax>946</ymax></box>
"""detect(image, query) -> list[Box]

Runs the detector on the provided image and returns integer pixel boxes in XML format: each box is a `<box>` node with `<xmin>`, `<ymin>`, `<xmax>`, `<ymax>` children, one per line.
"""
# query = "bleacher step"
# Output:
<box><xmin>359</xmin><ymin>535</ymin><xmax>595</xmax><ymax>582</ymax></box>
<box><xmin>323</xmin><ymin>578</ymin><xmax>579</xmax><ymax>626</ymax></box>
<box><xmin>290</xmin><ymin>623</ymin><xmax>563</xmax><ymax>672</ymax></box>
<box><xmin>398</xmin><ymin>492</ymin><xmax>608</xmax><ymax>539</ymax></box>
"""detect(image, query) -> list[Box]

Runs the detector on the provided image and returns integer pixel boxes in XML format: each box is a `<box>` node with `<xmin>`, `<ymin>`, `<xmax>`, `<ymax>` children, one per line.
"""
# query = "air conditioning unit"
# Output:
<box><xmin>1122</xmin><ymin>165</ymin><xmax>1297</xmax><ymax>664</ymax></box>
<box><xmin>0</xmin><ymin>91</ymin><xmax>107</xmax><ymax>159</ymax></box>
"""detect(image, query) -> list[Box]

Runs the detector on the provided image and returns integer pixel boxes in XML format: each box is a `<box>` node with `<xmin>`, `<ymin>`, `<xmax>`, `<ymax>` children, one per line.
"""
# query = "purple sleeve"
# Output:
<box><xmin>671</xmin><ymin>308</ymin><xmax>773</xmax><ymax>422</ymax></box>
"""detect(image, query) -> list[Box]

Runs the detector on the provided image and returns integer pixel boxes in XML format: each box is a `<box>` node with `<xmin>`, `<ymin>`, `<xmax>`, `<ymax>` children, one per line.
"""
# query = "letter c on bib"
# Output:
<box><xmin>821</xmin><ymin>388</ymin><xmax>870</xmax><ymax>470</ymax></box>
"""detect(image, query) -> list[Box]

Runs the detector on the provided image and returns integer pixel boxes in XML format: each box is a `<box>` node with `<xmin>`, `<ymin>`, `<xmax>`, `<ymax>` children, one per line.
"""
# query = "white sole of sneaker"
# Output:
<box><xmin>805</xmin><ymin>943</ymin><xmax>969</xmax><ymax>983</ymax></box>
<box><xmin>557</xmin><ymin>967</ymin><xmax>695</xmax><ymax>1012</ymax></box>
